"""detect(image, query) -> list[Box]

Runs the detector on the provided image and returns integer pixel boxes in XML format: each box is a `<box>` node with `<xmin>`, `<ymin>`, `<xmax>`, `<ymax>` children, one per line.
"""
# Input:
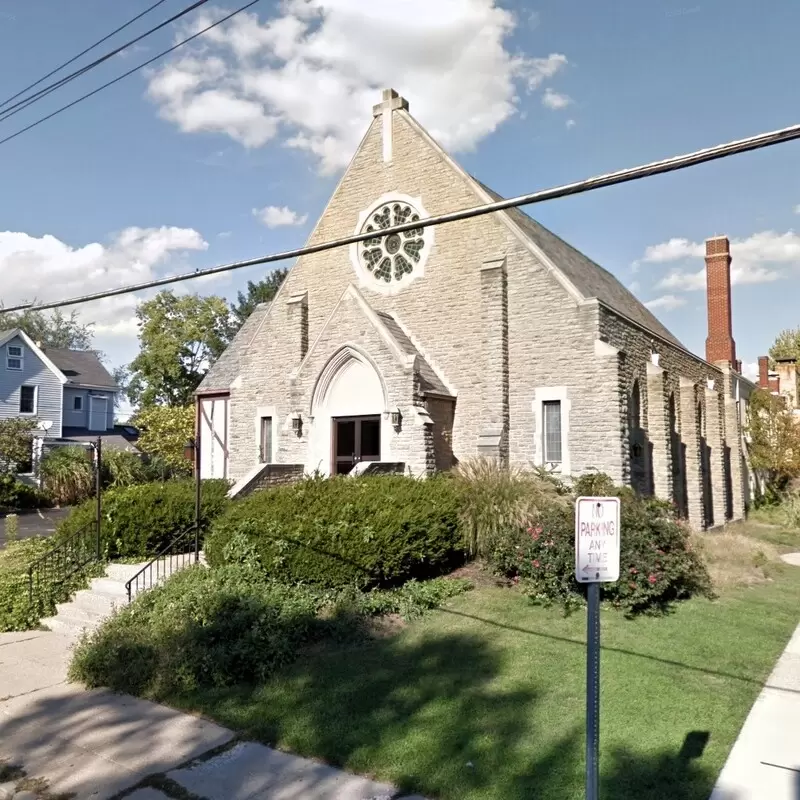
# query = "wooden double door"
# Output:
<box><xmin>332</xmin><ymin>415</ymin><xmax>381</xmax><ymax>475</ymax></box>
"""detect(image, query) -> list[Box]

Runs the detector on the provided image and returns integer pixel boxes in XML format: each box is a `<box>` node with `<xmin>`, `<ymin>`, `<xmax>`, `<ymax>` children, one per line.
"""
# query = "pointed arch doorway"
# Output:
<box><xmin>310</xmin><ymin>346</ymin><xmax>389</xmax><ymax>475</ymax></box>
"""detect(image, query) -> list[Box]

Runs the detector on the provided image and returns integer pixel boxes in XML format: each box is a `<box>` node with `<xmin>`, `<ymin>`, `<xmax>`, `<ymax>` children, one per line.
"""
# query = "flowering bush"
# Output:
<box><xmin>488</xmin><ymin>475</ymin><xmax>714</xmax><ymax>616</ymax></box>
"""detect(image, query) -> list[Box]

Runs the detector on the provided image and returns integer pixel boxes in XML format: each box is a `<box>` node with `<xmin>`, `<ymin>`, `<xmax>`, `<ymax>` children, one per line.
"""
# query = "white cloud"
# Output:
<box><xmin>638</xmin><ymin>230</ymin><xmax>800</xmax><ymax>291</ymax></box>
<box><xmin>628</xmin><ymin>280</ymin><xmax>641</xmax><ymax>293</ymax></box>
<box><xmin>542</xmin><ymin>88</ymin><xmax>571</xmax><ymax>110</ymax></box>
<box><xmin>644</xmin><ymin>294</ymin><xmax>686</xmax><ymax>311</ymax></box>
<box><xmin>253</xmin><ymin>205</ymin><xmax>308</xmax><ymax>228</ymax></box>
<box><xmin>0</xmin><ymin>226</ymin><xmax>208</xmax><ymax>363</ymax></box>
<box><xmin>146</xmin><ymin>2</ymin><xmax>570</xmax><ymax>174</ymax></box>
<box><xmin>741</xmin><ymin>361</ymin><xmax>760</xmax><ymax>383</ymax></box>
<box><xmin>565</xmin><ymin>118</ymin><xmax>576</xmax><ymax>129</ymax></box>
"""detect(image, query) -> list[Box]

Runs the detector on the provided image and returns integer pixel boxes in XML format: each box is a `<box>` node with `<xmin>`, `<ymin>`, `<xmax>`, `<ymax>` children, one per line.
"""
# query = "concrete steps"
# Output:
<box><xmin>41</xmin><ymin>552</ymin><xmax>206</xmax><ymax>640</ymax></box>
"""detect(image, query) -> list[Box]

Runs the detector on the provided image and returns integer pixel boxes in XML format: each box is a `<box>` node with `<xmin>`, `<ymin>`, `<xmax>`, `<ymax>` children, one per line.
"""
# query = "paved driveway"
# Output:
<box><xmin>0</xmin><ymin>508</ymin><xmax>71</xmax><ymax>548</ymax></box>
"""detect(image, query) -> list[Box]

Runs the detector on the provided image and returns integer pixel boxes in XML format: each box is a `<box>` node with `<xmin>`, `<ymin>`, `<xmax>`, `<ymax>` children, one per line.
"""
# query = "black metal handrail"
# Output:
<box><xmin>125</xmin><ymin>523</ymin><xmax>200</xmax><ymax>602</ymax></box>
<box><xmin>28</xmin><ymin>520</ymin><xmax>101</xmax><ymax>605</ymax></box>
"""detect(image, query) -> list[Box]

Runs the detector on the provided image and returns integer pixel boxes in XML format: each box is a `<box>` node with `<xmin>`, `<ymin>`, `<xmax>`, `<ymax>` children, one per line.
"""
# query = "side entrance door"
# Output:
<box><xmin>332</xmin><ymin>415</ymin><xmax>381</xmax><ymax>475</ymax></box>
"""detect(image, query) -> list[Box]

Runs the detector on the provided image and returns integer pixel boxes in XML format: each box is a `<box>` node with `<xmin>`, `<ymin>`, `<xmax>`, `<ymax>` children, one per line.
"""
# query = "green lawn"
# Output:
<box><xmin>170</xmin><ymin>553</ymin><xmax>800</xmax><ymax>800</ymax></box>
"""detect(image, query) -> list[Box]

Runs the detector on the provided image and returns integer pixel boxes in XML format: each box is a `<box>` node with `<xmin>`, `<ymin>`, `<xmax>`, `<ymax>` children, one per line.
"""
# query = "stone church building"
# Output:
<box><xmin>197</xmin><ymin>89</ymin><xmax>754</xmax><ymax>530</ymax></box>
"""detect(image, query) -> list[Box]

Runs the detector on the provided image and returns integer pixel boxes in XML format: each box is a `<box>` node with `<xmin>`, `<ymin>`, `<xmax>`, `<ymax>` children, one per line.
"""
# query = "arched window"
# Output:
<box><xmin>629</xmin><ymin>380</ymin><xmax>641</xmax><ymax>431</ymax></box>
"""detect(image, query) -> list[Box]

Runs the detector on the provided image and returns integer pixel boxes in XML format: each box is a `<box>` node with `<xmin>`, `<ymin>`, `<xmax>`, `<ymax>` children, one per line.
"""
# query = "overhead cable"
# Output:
<box><xmin>0</xmin><ymin>0</ymin><xmax>213</xmax><ymax>123</ymax></box>
<box><xmin>0</xmin><ymin>0</ymin><xmax>261</xmax><ymax>147</ymax></box>
<box><xmin>0</xmin><ymin>0</ymin><xmax>170</xmax><ymax>113</ymax></box>
<box><xmin>3</xmin><ymin>118</ymin><xmax>799</xmax><ymax>314</ymax></box>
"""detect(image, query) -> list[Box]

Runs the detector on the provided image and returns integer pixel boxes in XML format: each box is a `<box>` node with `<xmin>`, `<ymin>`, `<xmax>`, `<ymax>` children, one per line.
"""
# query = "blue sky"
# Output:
<box><xmin>0</xmin><ymin>0</ymin><xmax>798</xmax><ymax>389</ymax></box>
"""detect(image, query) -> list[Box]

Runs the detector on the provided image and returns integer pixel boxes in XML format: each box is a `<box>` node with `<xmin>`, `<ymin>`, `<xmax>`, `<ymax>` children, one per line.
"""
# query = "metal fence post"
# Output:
<box><xmin>194</xmin><ymin>434</ymin><xmax>201</xmax><ymax>562</ymax></box>
<box><xmin>586</xmin><ymin>581</ymin><xmax>601</xmax><ymax>800</ymax></box>
<box><xmin>95</xmin><ymin>436</ymin><xmax>102</xmax><ymax>560</ymax></box>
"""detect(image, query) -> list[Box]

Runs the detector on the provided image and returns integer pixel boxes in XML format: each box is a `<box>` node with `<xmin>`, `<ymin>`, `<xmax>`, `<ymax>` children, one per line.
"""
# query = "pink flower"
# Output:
<box><xmin>512</xmin><ymin>576</ymin><xmax>520</xmax><ymax>585</ymax></box>
<box><xmin>532</xmin><ymin>560</ymin><xmax>540</xmax><ymax>568</ymax></box>
<box><xmin>629</xmin><ymin>567</ymin><xmax>638</xmax><ymax>575</ymax></box>
<box><xmin>648</xmin><ymin>574</ymin><xmax>657</xmax><ymax>584</ymax></box>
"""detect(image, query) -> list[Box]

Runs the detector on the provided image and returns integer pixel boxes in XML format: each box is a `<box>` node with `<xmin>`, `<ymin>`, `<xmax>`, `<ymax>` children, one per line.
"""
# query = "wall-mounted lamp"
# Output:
<box><xmin>183</xmin><ymin>438</ymin><xmax>196</xmax><ymax>463</ymax></box>
<box><xmin>389</xmin><ymin>408</ymin><xmax>402</xmax><ymax>431</ymax></box>
<box><xmin>651</xmin><ymin>351</ymin><xmax>660</xmax><ymax>367</ymax></box>
<box><xmin>706</xmin><ymin>378</ymin><xmax>715</xmax><ymax>391</ymax></box>
<box><xmin>291</xmin><ymin>414</ymin><xmax>303</xmax><ymax>437</ymax></box>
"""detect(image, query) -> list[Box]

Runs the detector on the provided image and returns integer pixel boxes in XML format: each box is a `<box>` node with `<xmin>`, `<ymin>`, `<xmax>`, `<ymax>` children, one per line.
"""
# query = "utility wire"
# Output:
<box><xmin>0</xmin><ymin>0</ymin><xmax>261</xmax><ymax>148</ymax></box>
<box><xmin>0</xmin><ymin>0</ymin><xmax>170</xmax><ymax>113</ymax></box>
<box><xmin>0</xmin><ymin>0</ymin><xmax>212</xmax><ymax>123</ymax></box>
<box><xmin>3</xmin><ymin>118</ymin><xmax>800</xmax><ymax>315</ymax></box>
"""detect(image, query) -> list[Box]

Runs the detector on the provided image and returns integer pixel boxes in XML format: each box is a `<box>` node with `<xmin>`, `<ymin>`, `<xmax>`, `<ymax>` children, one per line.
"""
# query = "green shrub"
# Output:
<box><xmin>206</xmin><ymin>474</ymin><xmax>465</xmax><ymax>589</ymax></box>
<box><xmin>102</xmin><ymin>449</ymin><xmax>148</xmax><ymax>488</ymax></box>
<box><xmin>68</xmin><ymin>561</ymin><xmax>471</xmax><ymax>696</ymax></box>
<box><xmin>56</xmin><ymin>479</ymin><xmax>230</xmax><ymax>560</ymax></box>
<box><xmin>0</xmin><ymin>475</ymin><xmax>47</xmax><ymax>511</ymax></box>
<box><xmin>453</xmin><ymin>458</ymin><xmax>570</xmax><ymax>557</ymax></box>
<box><xmin>0</xmin><ymin>538</ymin><xmax>104</xmax><ymax>632</ymax></box>
<box><xmin>40</xmin><ymin>446</ymin><xmax>94</xmax><ymax>505</ymax></box>
<box><xmin>4</xmin><ymin>514</ymin><xmax>18</xmax><ymax>542</ymax></box>
<box><xmin>489</xmin><ymin>474</ymin><xmax>714</xmax><ymax>616</ymax></box>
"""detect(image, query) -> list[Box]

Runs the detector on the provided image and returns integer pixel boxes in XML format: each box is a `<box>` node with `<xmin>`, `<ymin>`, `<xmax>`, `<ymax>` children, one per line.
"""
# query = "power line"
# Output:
<box><xmin>0</xmin><ymin>0</ymin><xmax>170</xmax><ymax>113</ymax></box>
<box><xmin>3</xmin><ymin>118</ymin><xmax>800</xmax><ymax>315</ymax></box>
<box><xmin>0</xmin><ymin>0</ymin><xmax>261</xmax><ymax>148</ymax></box>
<box><xmin>0</xmin><ymin>0</ymin><xmax>213</xmax><ymax>123</ymax></box>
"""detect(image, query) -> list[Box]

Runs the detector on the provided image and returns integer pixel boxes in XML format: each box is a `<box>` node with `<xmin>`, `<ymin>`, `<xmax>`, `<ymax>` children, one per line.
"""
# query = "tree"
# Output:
<box><xmin>126</xmin><ymin>291</ymin><xmax>232</xmax><ymax>408</ymax></box>
<box><xmin>229</xmin><ymin>269</ymin><xmax>287</xmax><ymax>332</ymax></box>
<box><xmin>0</xmin><ymin>419</ymin><xmax>37</xmax><ymax>474</ymax></box>
<box><xmin>0</xmin><ymin>307</ymin><xmax>94</xmax><ymax>350</ymax></box>
<box><xmin>770</xmin><ymin>327</ymin><xmax>800</xmax><ymax>362</ymax></box>
<box><xmin>746</xmin><ymin>388</ymin><xmax>800</xmax><ymax>500</ymax></box>
<box><xmin>133</xmin><ymin>405</ymin><xmax>194</xmax><ymax>476</ymax></box>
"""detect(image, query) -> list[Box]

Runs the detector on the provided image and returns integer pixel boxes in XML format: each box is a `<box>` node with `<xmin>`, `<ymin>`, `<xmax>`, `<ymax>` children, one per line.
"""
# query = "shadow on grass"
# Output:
<box><xmin>171</xmin><ymin>627</ymin><xmax>723</xmax><ymax>800</ymax></box>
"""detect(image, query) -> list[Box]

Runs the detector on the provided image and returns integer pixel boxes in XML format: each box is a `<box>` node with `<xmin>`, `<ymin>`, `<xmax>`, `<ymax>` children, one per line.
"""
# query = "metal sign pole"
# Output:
<box><xmin>586</xmin><ymin>581</ymin><xmax>600</xmax><ymax>800</ymax></box>
<box><xmin>575</xmin><ymin>495</ymin><xmax>620</xmax><ymax>800</ymax></box>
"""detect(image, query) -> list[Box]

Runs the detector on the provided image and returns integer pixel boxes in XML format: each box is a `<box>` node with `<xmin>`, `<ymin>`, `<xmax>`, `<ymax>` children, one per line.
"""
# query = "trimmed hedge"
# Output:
<box><xmin>205</xmin><ymin>474</ymin><xmax>466</xmax><ymax>589</ymax></box>
<box><xmin>68</xmin><ymin>554</ymin><xmax>471</xmax><ymax>696</ymax></box>
<box><xmin>56</xmin><ymin>479</ymin><xmax>230</xmax><ymax>560</ymax></box>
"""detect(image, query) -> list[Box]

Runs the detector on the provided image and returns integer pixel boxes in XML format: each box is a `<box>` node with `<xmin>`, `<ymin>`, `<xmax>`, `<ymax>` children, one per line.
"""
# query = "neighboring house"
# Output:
<box><xmin>197</xmin><ymin>88</ymin><xmax>754</xmax><ymax>530</ymax></box>
<box><xmin>0</xmin><ymin>329</ymin><xmax>138</xmax><ymax>474</ymax></box>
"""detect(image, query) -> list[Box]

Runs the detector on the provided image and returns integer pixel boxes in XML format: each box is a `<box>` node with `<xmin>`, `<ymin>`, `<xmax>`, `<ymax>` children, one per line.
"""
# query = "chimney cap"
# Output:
<box><xmin>775</xmin><ymin>356</ymin><xmax>797</xmax><ymax>364</ymax></box>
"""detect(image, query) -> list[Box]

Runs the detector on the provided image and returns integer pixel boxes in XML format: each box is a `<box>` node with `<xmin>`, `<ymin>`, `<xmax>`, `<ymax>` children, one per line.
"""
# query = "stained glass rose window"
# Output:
<box><xmin>358</xmin><ymin>201</ymin><xmax>426</xmax><ymax>283</ymax></box>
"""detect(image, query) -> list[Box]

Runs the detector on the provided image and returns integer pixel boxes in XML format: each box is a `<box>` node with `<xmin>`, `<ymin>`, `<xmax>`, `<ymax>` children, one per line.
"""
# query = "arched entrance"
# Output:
<box><xmin>310</xmin><ymin>346</ymin><xmax>389</xmax><ymax>475</ymax></box>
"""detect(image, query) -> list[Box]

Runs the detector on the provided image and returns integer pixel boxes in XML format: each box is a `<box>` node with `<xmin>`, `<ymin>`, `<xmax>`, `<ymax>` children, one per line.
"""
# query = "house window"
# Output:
<box><xmin>542</xmin><ymin>400</ymin><xmax>563</xmax><ymax>463</ymax></box>
<box><xmin>7</xmin><ymin>344</ymin><xmax>22</xmax><ymax>370</ymax></box>
<box><xmin>19</xmin><ymin>385</ymin><xmax>37</xmax><ymax>415</ymax></box>
<box><xmin>259</xmin><ymin>417</ymin><xmax>273</xmax><ymax>463</ymax></box>
<box><xmin>73</xmin><ymin>396</ymin><xmax>83</xmax><ymax>411</ymax></box>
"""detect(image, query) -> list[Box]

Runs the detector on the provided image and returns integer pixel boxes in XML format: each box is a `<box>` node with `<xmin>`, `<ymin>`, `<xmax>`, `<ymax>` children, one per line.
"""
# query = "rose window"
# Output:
<box><xmin>358</xmin><ymin>202</ymin><xmax>426</xmax><ymax>283</ymax></box>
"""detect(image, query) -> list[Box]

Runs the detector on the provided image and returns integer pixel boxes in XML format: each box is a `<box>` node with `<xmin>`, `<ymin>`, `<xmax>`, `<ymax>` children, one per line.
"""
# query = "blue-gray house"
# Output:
<box><xmin>0</xmin><ymin>328</ymin><xmax>137</xmax><ymax>473</ymax></box>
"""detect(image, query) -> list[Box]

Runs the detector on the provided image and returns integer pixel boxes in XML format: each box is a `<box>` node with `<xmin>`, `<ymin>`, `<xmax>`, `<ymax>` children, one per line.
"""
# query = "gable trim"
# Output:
<box><xmin>290</xmin><ymin>283</ymin><xmax>414</xmax><ymax>384</ymax></box>
<box><xmin>397</xmin><ymin>110</ymin><xmax>585</xmax><ymax>306</ymax></box>
<box><xmin>0</xmin><ymin>329</ymin><xmax>68</xmax><ymax>384</ymax></box>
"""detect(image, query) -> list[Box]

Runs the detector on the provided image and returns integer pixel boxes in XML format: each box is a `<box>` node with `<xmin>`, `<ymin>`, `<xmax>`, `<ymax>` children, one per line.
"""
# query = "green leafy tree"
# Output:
<box><xmin>0</xmin><ymin>307</ymin><xmax>94</xmax><ymax>350</ymax></box>
<box><xmin>127</xmin><ymin>291</ymin><xmax>232</xmax><ymax>408</ymax></box>
<box><xmin>229</xmin><ymin>269</ymin><xmax>287</xmax><ymax>332</ymax></box>
<box><xmin>133</xmin><ymin>405</ymin><xmax>194</xmax><ymax>475</ymax></box>
<box><xmin>0</xmin><ymin>419</ymin><xmax>37</xmax><ymax>474</ymax></box>
<box><xmin>746</xmin><ymin>388</ymin><xmax>800</xmax><ymax>499</ymax></box>
<box><xmin>770</xmin><ymin>328</ymin><xmax>800</xmax><ymax>400</ymax></box>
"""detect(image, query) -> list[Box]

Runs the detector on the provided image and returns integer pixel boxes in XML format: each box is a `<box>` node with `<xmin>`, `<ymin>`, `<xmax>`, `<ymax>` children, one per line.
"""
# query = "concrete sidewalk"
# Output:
<box><xmin>709</xmin><ymin>621</ymin><xmax>800</xmax><ymax>800</ymax></box>
<box><xmin>0</xmin><ymin>630</ymin><xmax>422</xmax><ymax>800</ymax></box>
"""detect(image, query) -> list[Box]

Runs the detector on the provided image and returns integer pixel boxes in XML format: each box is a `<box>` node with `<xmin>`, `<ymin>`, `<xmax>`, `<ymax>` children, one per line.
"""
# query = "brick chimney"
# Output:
<box><xmin>758</xmin><ymin>356</ymin><xmax>770</xmax><ymax>389</ymax></box>
<box><xmin>705</xmin><ymin>235</ymin><xmax>737</xmax><ymax>366</ymax></box>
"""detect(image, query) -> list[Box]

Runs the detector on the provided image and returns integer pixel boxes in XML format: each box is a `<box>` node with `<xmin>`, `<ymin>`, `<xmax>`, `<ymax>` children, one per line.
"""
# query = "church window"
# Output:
<box><xmin>542</xmin><ymin>400</ymin><xmax>563</xmax><ymax>463</ymax></box>
<box><xmin>357</xmin><ymin>201</ymin><xmax>428</xmax><ymax>284</ymax></box>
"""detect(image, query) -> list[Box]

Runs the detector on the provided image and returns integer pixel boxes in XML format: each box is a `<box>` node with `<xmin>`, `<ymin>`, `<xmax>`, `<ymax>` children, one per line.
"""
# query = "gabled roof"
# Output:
<box><xmin>0</xmin><ymin>328</ymin><xmax>68</xmax><ymax>384</ymax></box>
<box><xmin>472</xmin><ymin>180</ymin><xmax>684</xmax><ymax>348</ymax></box>
<box><xmin>43</xmin><ymin>347</ymin><xmax>118</xmax><ymax>390</ymax></box>
<box><xmin>196</xmin><ymin>303</ymin><xmax>271</xmax><ymax>394</ymax></box>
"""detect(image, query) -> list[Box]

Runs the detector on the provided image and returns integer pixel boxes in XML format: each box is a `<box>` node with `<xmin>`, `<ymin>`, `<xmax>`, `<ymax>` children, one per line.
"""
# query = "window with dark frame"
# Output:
<box><xmin>74</xmin><ymin>395</ymin><xmax>83</xmax><ymax>411</ymax></box>
<box><xmin>7</xmin><ymin>344</ymin><xmax>22</xmax><ymax>370</ymax></box>
<box><xmin>542</xmin><ymin>400</ymin><xmax>562</xmax><ymax>463</ymax></box>
<box><xmin>259</xmin><ymin>416</ymin><xmax>273</xmax><ymax>463</ymax></box>
<box><xmin>19</xmin><ymin>385</ymin><xmax>36</xmax><ymax>414</ymax></box>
